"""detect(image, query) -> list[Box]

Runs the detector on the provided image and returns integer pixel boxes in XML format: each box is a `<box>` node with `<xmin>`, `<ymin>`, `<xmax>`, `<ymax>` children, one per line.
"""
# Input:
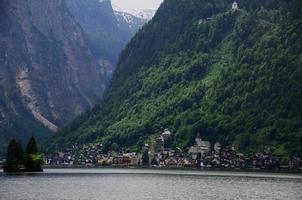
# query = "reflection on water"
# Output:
<box><xmin>0</xmin><ymin>168</ymin><xmax>301</xmax><ymax>200</ymax></box>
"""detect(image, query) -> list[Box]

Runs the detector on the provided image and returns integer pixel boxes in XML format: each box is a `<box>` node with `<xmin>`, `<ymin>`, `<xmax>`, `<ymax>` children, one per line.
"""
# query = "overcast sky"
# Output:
<box><xmin>111</xmin><ymin>0</ymin><xmax>163</xmax><ymax>11</ymax></box>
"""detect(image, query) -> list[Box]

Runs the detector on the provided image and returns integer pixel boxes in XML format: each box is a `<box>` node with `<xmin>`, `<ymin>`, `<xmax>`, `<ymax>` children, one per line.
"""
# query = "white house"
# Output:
<box><xmin>196</xmin><ymin>138</ymin><xmax>211</xmax><ymax>154</ymax></box>
<box><xmin>232</xmin><ymin>1</ymin><xmax>239</xmax><ymax>11</ymax></box>
<box><xmin>162</xmin><ymin>128</ymin><xmax>172</xmax><ymax>138</ymax></box>
<box><xmin>189</xmin><ymin>137</ymin><xmax>211</xmax><ymax>159</ymax></box>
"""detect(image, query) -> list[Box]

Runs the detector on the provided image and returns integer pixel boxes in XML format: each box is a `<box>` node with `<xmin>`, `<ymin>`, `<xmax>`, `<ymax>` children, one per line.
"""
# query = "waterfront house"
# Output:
<box><xmin>188</xmin><ymin>145</ymin><xmax>199</xmax><ymax>160</ymax></box>
<box><xmin>214</xmin><ymin>142</ymin><xmax>222</xmax><ymax>153</ymax></box>
<box><xmin>189</xmin><ymin>136</ymin><xmax>211</xmax><ymax>159</ymax></box>
<box><xmin>154</xmin><ymin>136</ymin><xmax>165</xmax><ymax>152</ymax></box>
<box><xmin>195</xmin><ymin>137</ymin><xmax>211</xmax><ymax>155</ymax></box>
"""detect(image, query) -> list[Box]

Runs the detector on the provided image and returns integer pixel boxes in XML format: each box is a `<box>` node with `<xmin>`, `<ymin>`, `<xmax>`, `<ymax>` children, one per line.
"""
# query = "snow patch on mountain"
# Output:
<box><xmin>114</xmin><ymin>10</ymin><xmax>147</xmax><ymax>30</ymax></box>
<box><xmin>131</xmin><ymin>9</ymin><xmax>156</xmax><ymax>20</ymax></box>
<box><xmin>112</xmin><ymin>4</ymin><xmax>156</xmax><ymax>20</ymax></box>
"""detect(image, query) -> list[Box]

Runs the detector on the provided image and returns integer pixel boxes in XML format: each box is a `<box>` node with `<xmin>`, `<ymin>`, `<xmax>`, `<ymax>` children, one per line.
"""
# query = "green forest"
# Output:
<box><xmin>47</xmin><ymin>0</ymin><xmax>302</xmax><ymax>158</ymax></box>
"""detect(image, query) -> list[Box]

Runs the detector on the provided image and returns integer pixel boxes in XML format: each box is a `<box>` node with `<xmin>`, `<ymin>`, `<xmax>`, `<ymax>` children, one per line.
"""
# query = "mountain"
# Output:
<box><xmin>0</xmin><ymin>0</ymin><xmax>105</xmax><ymax>155</ymax></box>
<box><xmin>129</xmin><ymin>9</ymin><xmax>157</xmax><ymax>20</ymax></box>
<box><xmin>66</xmin><ymin>0</ymin><xmax>147</xmax><ymax>82</ymax></box>
<box><xmin>114</xmin><ymin>11</ymin><xmax>147</xmax><ymax>35</ymax></box>
<box><xmin>48</xmin><ymin>0</ymin><xmax>302</xmax><ymax>158</ymax></box>
<box><xmin>112</xmin><ymin>4</ymin><xmax>157</xmax><ymax>21</ymax></box>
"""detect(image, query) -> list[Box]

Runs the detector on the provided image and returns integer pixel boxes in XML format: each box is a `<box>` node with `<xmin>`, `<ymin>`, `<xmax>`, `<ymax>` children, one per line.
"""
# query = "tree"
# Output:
<box><xmin>26</xmin><ymin>136</ymin><xmax>38</xmax><ymax>155</ymax></box>
<box><xmin>4</xmin><ymin>137</ymin><xmax>43</xmax><ymax>173</ymax></box>
<box><xmin>164</xmin><ymin>136</ymin><xmax>173</xmax><ymax>149</ymax></box>
<box><xmin>142</xmin><ymin>150</ymin><xmax>149</xmax><ymax>166</ymax></box>
<box><xmin>4</xmin><ymin>139</ymin><xmax>25</xmax><ymax>172</ymax></box>
<box><xmin>111</xmin><ymin>142</ymin><xmax>119</xmax><ymax>152</ymax></box>
<box><xmin>24</xmin><ymin>136</ymin><xmax>43</xmax><ymax>172</ymax></box>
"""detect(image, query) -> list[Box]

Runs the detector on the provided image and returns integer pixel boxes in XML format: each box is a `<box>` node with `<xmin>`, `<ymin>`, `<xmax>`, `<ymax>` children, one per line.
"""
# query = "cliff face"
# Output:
<box><xmin>66</xmin><ymin>0</ymin><xmax>147</xmax><ymax>82</ymax></box>
<box><xmin>0</xmin><ymin>0</ymin><xmax>105</xmax><ymax>153</ymax></box>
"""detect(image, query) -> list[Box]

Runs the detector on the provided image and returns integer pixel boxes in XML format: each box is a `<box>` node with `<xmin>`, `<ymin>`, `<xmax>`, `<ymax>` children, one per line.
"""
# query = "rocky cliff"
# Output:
<box><xmin>66</xmin><ymin>0</ymin><xmax>148</xmax><ymax>82</ymax></box>
<box><xmin>0</xmin><ymin>0</ymin><xmax>105</xmax><ymax>154</ymax></box>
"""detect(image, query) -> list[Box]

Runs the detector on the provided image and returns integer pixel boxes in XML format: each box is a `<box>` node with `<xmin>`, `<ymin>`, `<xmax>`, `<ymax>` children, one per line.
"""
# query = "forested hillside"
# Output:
<box><xmin>49</xmin><ymin>0</ymin><xmax>302</xmax><ymax>158</ymax></box>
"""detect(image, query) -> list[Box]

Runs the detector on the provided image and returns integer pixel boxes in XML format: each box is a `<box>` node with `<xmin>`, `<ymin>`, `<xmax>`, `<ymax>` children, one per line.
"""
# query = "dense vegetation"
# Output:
<box><xmin>4</xmin><ymin>137</ymin><xmax>43</xmax><ymax>172</ymax></box>
<box><xmin>48</xmin><ymin>0</ymin><xmax>302</xmax><ymax>158</ymax></box>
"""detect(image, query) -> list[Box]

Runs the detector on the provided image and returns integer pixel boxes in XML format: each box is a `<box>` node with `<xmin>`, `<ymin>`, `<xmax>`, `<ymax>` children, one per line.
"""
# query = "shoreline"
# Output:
<box><xmin>43</xmin><ymin>165</ymin><xmax>302</xmax><ymax>175</ymax></box>
<box><xmin>2</xmin><ymin>167</ymin><xmax>302</xmax><ymax>180</ymax></box>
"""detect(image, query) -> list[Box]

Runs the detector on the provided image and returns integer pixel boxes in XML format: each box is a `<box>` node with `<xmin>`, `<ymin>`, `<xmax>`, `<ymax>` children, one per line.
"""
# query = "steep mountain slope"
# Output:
<box><xmin>49</xmin><ymin>0</ymin><xmax>302</xmax><ymax>157</ymax></box>
<box><xmin>0</xmin><ymin>0</ymin><xmax>105</xmax><ymax>155</ymax></box>
<box><xmin>66</xmin><ymin>0</ymin><xmax>147</xmax><ymax>82</ymax></box>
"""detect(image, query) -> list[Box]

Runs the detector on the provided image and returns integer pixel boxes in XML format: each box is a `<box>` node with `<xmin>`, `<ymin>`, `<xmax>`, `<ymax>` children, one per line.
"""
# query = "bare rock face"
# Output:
<box><xmin>0</xmin><ymin>0</ymin><xmax>105</xmax><ymax>153</ymax></box>
<box><xmin>16</xmin><ymin>67</ymin><xmax>58</xmax><ymax>132</ymax></box>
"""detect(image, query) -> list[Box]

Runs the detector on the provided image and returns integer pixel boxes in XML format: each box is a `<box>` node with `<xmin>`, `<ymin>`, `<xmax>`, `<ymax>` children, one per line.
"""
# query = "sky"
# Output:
<box><xmin>111</xmin><ymin>0</ymin><xmax>163</xmax><ymax>11</ymax></box>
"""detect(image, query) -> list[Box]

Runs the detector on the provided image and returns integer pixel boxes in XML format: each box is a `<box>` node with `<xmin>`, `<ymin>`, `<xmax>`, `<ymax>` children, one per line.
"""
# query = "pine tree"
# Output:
<box><xmin>26</xmin><ymin>136</ymin><xmax>38</xmax><ymax>155</ymax></box>
<box><xmin>142</xmin><ymin>150</ymin><xmax>149</xmax><ymax>166</ymax></box>
<box><xmin>24</xmin><ymin>136</ymin><xmax>43</xmax><ymax>172</ymax></box>
<box><xmin>4</xmin><ymin>139</ymin><xmax>25</xmax><ymax>172</ymax></box>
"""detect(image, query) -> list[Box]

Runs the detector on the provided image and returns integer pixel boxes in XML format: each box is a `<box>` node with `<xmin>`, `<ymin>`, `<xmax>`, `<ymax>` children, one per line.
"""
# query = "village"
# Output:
<box><xmin>44</xmin><ymin>128</ymin><xmax>302</xmax><ymax>172</ymax></box>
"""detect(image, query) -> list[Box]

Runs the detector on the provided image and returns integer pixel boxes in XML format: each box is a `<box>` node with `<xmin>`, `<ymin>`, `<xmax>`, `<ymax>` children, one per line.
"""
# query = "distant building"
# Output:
<box><xmin>198</xmin><ymin>19</ymin><xmax>207</xmax><ymax>25</ymax></box>
<box><xmin>231</xmin><ymin>144</ymin><xmax>239</xmax><ymax>151</ymax></box>
<box><xmin>162</xmin><ymin>128</ymin><xmax>172</xmax><ymax>138</ymax></box>
<box><xmin>0</xmin><ymin>159</ymin><xmax>5</xmax><ymax>168</ymax></box>
<box><xmin>188</xmin><ymin>146</ymin><xmax>199</xmax><ymax>160</ymax></box>
<box><xmin>143</xmin><ymin>143</ymin><xmax>149</xmax><ymax>151</ymax></box>
<box><xmin>195</xmin><ymin>137</ymin><xmax>211</xmax><ymax>155</ymax></box>
<box><xmin>232</xmin><ymin>1</ymin><xmax>239</xmax><ymax>11</ymax></box>
<box><xmin>189</xmin><ymin>135</ymin><xmax>211</xmax><ymax>159</ymax></box>
<box><xmin>154</xmin><ymin>136</ymin><xmax>164</xmax><ymax>152</ymax></box>
<box><xmin>214</xmin><ymin>142</ymin><xmax>222</xmax><ymax>153</ymax></box>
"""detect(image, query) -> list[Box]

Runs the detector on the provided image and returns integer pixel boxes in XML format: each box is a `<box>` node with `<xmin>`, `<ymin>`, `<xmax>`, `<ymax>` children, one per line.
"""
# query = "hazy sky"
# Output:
<box><xmin>111</xmin><ymin>0</ymin><xmax>163</xmax><ymax>11</ymax></box>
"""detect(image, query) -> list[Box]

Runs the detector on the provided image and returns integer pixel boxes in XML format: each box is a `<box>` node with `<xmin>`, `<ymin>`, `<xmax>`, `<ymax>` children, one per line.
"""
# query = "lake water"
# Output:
<box><xmin>0</xmin><ymin>168</ymin><xmax>302</xmax><ymax>200</ymax></box>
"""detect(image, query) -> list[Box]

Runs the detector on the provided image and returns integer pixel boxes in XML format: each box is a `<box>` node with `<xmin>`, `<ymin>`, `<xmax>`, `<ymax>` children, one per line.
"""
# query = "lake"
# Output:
<box><xmin>0</xmin><ymin>168</ymin><xmax>301</xmax><ymax>200</ymax></box>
